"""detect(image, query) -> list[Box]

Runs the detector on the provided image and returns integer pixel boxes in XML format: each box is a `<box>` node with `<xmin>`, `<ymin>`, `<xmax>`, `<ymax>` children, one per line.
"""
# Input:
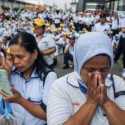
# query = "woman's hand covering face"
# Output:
<box><xmin>87</xmin><ymin>72</ymin><xmax>109</xmax><ymax>106</ymax></box>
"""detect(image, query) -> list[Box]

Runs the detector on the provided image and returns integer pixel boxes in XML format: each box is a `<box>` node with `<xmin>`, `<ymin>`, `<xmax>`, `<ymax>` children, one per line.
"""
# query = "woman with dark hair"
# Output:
<box><xmin>0</xmin><ymin>31</ymin><xmax>57</xmax><ymax>125</ymax></box>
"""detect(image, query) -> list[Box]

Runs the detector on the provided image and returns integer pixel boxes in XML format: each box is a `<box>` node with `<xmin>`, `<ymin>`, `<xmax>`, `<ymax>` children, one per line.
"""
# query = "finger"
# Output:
<box><xmin>99</xmin><ymin>84</ymin><xmax>105</xmax><ymax>105</ymax></box>
<box><xmin>11</xmin><ymin>87</ymin><xmax>19</xmax><ymax>94</ymax></box>
<box><xmin>98</xmin><ymin>73</ymin><xmax>105</xmax><ymax>86</ymax></box>
<box><xmin>96</xmin><ymin>83</ymin><xmax>101</xmax><ymax>100</ymax></box>
<box><xmin>4</xmin><ymin>96</ymin><xmax>15</xmax><ymax>102</ymax></box>
<box><xmin>87</xmin><ymin>73</ymin><xmax>92</xmax><ymax>89</ymax></box>
<box><xmin>0</xmin><ymin>91</ymin><xmax>8</xmax><ymax>98</ymax></box>
<box><xmin>93</xmin><ymin>73</ymin><xmax>98</xmax><ymax>90</ymax></box>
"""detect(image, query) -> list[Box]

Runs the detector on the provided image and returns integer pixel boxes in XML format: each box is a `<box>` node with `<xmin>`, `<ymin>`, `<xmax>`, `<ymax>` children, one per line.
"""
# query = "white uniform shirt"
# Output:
<box><xmin>111</xmin><ymin>18</ymin><xmax>119</xmax><ymax>30</ymax></box>
<box><xmin>93</xmin><ymin>22</ymin><xmax>110</xmax><ymax>32</ymax></box>
<box><xmin>10</xmin><ymin>69</ymin><xmax>57</xmax><ymax>125</ymax></box>
<box><xmin>47</xmin><ymin>72</ymin><xmax>125</xmax><ymax>125</ymax></box>
<box><xmin>37</xmin><ymin>33</ymin><xmax>56</xmax><ymax>65</ymax></box>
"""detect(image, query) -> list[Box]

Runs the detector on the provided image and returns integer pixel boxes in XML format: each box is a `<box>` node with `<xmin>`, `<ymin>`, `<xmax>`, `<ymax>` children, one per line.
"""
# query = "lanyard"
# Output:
<box><xmin>78</xmin><ymin>80</ymin><xmax>88</xmax><ymax>94</ymax></box>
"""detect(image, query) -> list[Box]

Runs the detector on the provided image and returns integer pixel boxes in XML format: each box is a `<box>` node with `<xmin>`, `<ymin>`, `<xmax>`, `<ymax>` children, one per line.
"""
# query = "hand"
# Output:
<box><xmin>0</xmin><ymin>52</ymin><xmax>13</xmax><ymax>73</ymax></box>
<box><xmin>97</xmin><ymin>74</ymin><xmax>109</xmax><ymax>106</ymax></box>
<box><xmin>4</xmin><ymin>88</ymin><xmax>23</xmax><ymax>104</ymax></box>
<box><xmin>86</xmin><ymin>72</ymin><xmax>100</xmax><ymax>105</ymax></box>
<box><xmin>87</xmin><ymin>72</ymin><xmax>109</xmax><ymax>106</ymax></box>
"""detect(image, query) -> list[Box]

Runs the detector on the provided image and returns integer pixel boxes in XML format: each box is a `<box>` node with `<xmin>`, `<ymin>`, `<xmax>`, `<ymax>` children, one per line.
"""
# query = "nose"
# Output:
<box><xmin>13</xmin><ymin>56</ymin><xmax>20</xmax><ymax>64</ymax></box>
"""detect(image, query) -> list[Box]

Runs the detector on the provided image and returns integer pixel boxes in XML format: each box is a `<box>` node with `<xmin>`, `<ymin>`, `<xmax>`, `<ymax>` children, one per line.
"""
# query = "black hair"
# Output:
<box><xmin>8</xmin><ymin>31</ymin><xmax>51</xmax><ymax>80</ymax></box>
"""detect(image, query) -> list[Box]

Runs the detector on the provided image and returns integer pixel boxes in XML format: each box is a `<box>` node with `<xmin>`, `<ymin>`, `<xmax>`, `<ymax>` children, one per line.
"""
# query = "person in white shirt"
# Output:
<box><xmin>33</xmin><ymin>18</ymin><xmax>56</xmax><ymax>67</ymax></box>
<box><xmin>0</xmin><ymin>32</ymin><xmax>57</xmax><ymax>125</ymax></box>
<box><xmin>111</xmin><ymin>13</ymin><xmax>119</xmax><ymax>36</ymax></box>
<box><xmin>93</xmin><ymin>15</ymin><xmax>110</xmax><ymax>32</ymax></box>
<box><xmin>47</xmin><ymin>32</ymin><xmax>125</xmax><ymax>125</ymax></box>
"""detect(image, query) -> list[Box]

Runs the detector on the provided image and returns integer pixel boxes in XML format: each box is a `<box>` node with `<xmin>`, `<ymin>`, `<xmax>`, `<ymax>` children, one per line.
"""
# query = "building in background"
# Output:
<box><xmin>0</xmin><ymin>0</ymin><xmax>46</xmax><ymax>11</ymax></box>
<box><xmin>77</xmin><ymin>0</ymin><xmax>105</xmax><ymax>11</ymax></box>
<box><xmin>70</xmin><ymin>0</ymin><xmax>78</xmax><ymax>12</ymax></box>
<box><xmin>77</xmin><ymin>0</ymin><xmax>125</xmax><ymax>12</ymax></box>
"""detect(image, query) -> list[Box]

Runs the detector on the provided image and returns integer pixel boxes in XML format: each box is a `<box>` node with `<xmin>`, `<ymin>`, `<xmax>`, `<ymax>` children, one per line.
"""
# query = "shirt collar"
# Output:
<box><xmin>12</xmin><ymin>68</ymin><xmax>39</xmax><ymax>80</ymax></box>
<box><xmin>67</xmin><ymin>72</ymin><xmax>113</xmax><ymax>92</ymax></box>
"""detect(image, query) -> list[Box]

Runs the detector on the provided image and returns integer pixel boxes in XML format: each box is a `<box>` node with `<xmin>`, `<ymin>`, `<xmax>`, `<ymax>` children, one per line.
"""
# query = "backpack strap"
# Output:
<box><xmin>110</xmin><ymin>74</ymin><xmax>125</xmax><ymax>98</ymax></box>
<box><xmin>40</xmin><ymin>70</ymin><xmax>54</xmax><ymax>113</ymax></box>
<box><xmin>43</xmin><ymin>70</ymin><xmax>53</xmax><ymax>87</ymax></box>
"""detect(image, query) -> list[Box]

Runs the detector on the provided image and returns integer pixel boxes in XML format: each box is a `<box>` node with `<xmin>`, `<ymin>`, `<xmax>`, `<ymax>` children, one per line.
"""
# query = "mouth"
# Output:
<box><xmin>16</xmin><ymin>66</ymin><xmax>24</xmax><ymax>71</ymax></box>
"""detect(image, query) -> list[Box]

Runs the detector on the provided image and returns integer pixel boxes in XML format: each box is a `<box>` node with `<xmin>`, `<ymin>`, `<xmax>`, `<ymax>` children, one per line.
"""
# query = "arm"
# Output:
<box><xmin>47</xmin><ymin>73</ymin><xmax>100</xmax><ymax>125</ymax></box>
<box><xmin>64</xmin><ymin>99</ymin><xmax>97</xmax><ymax>125</ymax></box>
<box><xmin>64</xmin><ymin>45</ymin><xmax>70</xmax><ymax>54</ymax></box>
<box><xmin>103</xmin><ymin>100</ymin><xmax>125</xmax><ymax>125</ymax></box>
<box><xmin>17</xmin><ymin>96</ymin><xmax>46</xmax><ymax>120</ymax></box>
<box><xmin>47</xmin><ymin>86</ymin><xmax>97</xmax><ymax>125</ymax></box>
<box><xmin>4</xmin><ymin>88</ymin><xmax>46</xmax><ymax>120</ymax></box>
<box><xmin>41</xmin><ymin>47</ymin><xmax>56</xmax><ymax>56</ymax></box>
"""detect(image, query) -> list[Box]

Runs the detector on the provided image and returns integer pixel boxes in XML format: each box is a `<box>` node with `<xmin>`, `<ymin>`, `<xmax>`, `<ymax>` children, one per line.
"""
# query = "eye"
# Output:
<box><xmin>84</xmin><ymin>68</ymin><xmax>95</xmax><ymax>73</ymax></box>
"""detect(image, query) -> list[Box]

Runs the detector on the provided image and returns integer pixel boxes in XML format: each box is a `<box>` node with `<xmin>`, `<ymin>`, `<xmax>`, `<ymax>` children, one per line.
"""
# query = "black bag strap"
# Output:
<box><xmin>40</xmin><ymin>70</ymin><xmax>54</xmax><ymax>113</ymax></box>
<box><xmin>110</xmin><ymin>74</ymin><xmax>116</xmax><ymax>98</ymax></box>
<box><xmin>110</xmin><ymin>74</ymin><xmax>125</xmax><ymax>98</ymax></box>
<box><xmin>43</xmin><ymin>70</ymin><xmax>53</xmax><ymax>86</ymax></box>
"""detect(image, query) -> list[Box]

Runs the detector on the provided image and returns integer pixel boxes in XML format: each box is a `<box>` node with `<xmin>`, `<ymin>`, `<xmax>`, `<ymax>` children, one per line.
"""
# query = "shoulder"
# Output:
<box><xmin>113</xmin><ymin>75</ymin><xmax>125</xmax><ymax>91</ymax></box>
<box><xmin>45</xmin><ymin>71</ymin><xmax>57</xmax><ymax>80</ymax></box>
<box><xmin>50</xmin><ymin>72</ymin><xmax>79</xmax><ymax>94</ymax></box>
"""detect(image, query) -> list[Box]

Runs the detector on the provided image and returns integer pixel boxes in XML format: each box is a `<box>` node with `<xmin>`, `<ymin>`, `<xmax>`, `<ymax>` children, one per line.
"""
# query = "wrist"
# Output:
<box><xmin>87</xmin><ymin>97</ymin><xmax>98</xmax><ymax>106</ymax></box>
<box><xmin>102</xmin><ymin>98</ymin><xmax>112</xmax><ymax>109</ymax></box>
<box><xmin>17</xmin><ymin>96</ymin><xmax>25</xmax><ymax>104</ymax></box>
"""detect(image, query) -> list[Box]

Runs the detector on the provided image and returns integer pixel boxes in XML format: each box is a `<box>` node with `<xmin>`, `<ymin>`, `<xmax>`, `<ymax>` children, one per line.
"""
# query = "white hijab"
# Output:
<box><xmin>74</xmin><ymin>32</ymin><xmax>113</xmax><ymax>76</ymax></box>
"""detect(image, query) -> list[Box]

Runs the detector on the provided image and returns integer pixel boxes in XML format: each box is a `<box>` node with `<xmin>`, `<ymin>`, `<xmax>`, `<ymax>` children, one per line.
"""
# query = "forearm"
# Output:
<box><xmin>42</xmin><ymin>48</ymin><xmax>56</xmax><ymax>56</ymax></box>
<box><xmin>103</xmin><ymin>100</ymin><xmax>125</xmax><ymax>125</ymax></box>
<box><xmin>18</xmin><ymin>97</ymin><xmax>46</xmax><ymax>120</ymax></box>
<box><xmin>64</xmin><ymin>100</ymin><xmax>97</xmax><ymax>125</ymax></box>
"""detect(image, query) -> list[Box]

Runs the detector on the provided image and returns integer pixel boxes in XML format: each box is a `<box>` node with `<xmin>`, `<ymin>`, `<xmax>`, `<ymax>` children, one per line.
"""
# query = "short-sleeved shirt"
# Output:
<box><xmin>37</xmin><ymin>33</ymin><xmax>56</xmax><ymax>65</ymax></box>
<box><xmin>93</xmin><ymin>23</ymin><xmax>110</xmax><ymax>32</ymax></box>
<box><xmin>10</xmin><ymin>69</ymin><xmax>57</xmax><ymax>125</ymax></box>
<box><xmin>47</xmin><ymin>72</ymin><xmax>125</xmax><ymax>125</ymax></box>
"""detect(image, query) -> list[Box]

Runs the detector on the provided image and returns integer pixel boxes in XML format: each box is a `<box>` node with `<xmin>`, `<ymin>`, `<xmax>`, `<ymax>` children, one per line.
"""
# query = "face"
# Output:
<box><xmin>34</xmin><ymin>26</ymin><xmax>44</xmax><ymax>36</ymax></box>
<box><xmin>80</xmin><ymin>55</ymin><xmax>111</xmax><ymax>85</ymax></box>
<box><xmin>100</xmin><ymin>18</ymin><xmax>106</xmax><ymax>24</ymax></box>
<box><xmin>6</xmin><ymin>44</ymin><xmax>37</xmax><ymax>74</ymax></box>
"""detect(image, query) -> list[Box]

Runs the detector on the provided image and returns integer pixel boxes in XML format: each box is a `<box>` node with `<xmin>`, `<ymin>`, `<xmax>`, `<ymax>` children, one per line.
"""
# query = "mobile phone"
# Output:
<box><xmin>0</xmin><ymin>69</ymin><xmax>12</xmax><ymax>96</ymax></box>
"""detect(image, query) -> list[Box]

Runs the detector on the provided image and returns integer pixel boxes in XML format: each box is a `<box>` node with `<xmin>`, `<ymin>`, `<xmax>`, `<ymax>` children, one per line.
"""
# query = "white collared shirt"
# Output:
<box><xmin>93</xmin><ymin>22</ymin><xmax>110</xmax><ymax>32</ymax></box>
<box><xmin>47</xmin><ymin>72</ymin><xmax>125</xmax><ymax>125</ymax></box>
<box><xmin>10</xmin><ymin>70</ymin><xmax>57</xmax><ymax>125</ymax></box>
<box><xmin>37</xmin><ymin>33</ymin><xmax>56</xmax><ymax>65</ymax></box>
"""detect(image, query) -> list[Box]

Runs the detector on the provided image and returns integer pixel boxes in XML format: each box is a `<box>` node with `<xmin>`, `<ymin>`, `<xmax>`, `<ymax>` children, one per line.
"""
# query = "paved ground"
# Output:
<box><xmin>55</xmin><ymin>54</ymin><xmax>123</xmax><ymax>78</ymax></box>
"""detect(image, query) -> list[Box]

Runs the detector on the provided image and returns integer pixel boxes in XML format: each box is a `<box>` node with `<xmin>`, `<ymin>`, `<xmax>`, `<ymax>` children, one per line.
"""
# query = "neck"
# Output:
<box><xmin>23</xmin><ymin>66</ymin><xmax>34</xmax><ymax>80</ymax></box>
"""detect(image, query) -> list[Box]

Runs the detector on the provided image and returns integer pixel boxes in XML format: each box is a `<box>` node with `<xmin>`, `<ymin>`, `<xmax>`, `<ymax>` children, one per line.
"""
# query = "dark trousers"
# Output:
<box><xmin>63</xmin><ymin>52</ymin><xmax>73</xmax><ymax>66</ymax></box>
<box><xmin>114</xmin><ymin>36</ymin><xmax>125</xmax><ymax>68</ymax></box>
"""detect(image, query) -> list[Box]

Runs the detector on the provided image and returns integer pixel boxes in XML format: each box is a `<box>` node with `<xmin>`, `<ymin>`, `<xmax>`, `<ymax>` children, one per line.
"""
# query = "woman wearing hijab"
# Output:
<box><xmin>47</xmin><ymin>32</ymin><xmax>125</xmax><ymax>125</ymax></box>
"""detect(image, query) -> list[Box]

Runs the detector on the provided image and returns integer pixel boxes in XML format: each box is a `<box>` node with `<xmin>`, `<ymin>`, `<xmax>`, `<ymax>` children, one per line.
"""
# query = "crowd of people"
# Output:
<box><xmin>0</xmin><ymin>6</ymin><xmax>125</xmax><ymax>125</ymax></box>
